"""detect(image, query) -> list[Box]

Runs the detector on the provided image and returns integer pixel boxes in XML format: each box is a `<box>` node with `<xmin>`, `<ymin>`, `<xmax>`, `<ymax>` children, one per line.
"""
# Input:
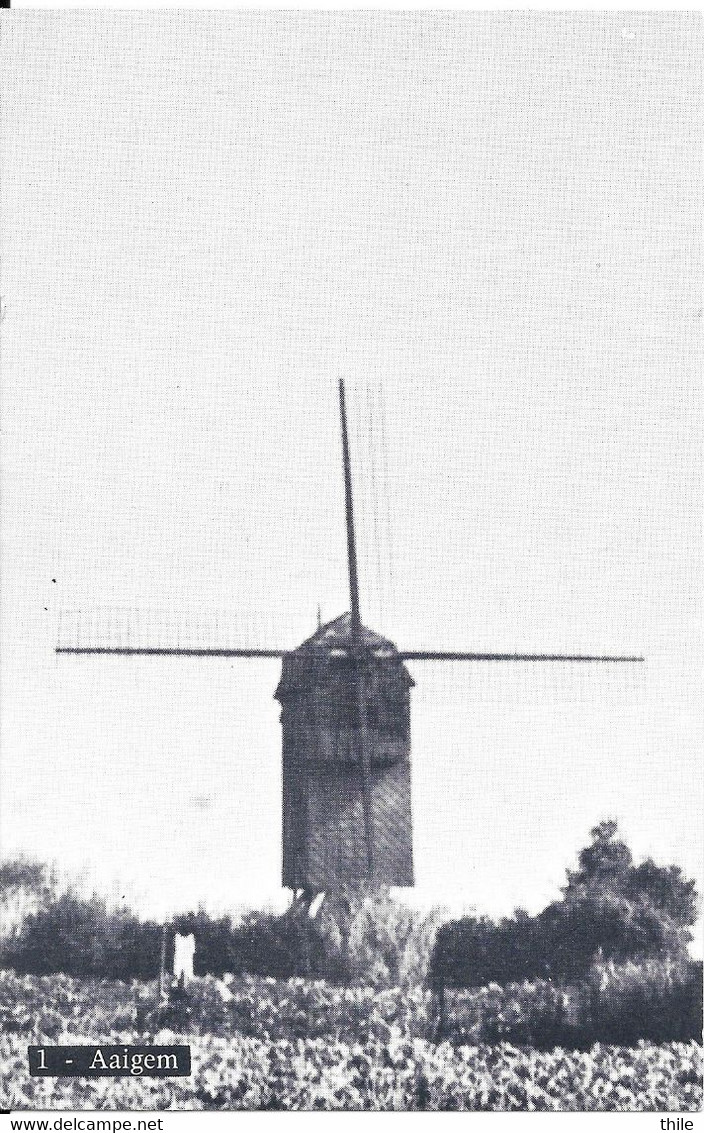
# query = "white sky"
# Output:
<box><xmin>1</xmin><ymin>12</ymin><xmax>702</xmax><ymax>938</ymax></box>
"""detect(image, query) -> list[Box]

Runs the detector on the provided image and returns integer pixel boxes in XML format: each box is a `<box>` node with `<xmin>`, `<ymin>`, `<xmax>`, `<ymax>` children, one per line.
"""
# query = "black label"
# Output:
<box><xmin>28</xmin><ymin>1046</ymin><xmax>191</xmax><ymax>1078</ymax></box>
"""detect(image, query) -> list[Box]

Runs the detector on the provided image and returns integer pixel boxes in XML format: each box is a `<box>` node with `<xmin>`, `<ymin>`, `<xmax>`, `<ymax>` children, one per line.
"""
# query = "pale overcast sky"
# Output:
<box><xmin>1</xmin><ymin>12</ymin><xmax>702</xmax><ymax>935</ymax></box>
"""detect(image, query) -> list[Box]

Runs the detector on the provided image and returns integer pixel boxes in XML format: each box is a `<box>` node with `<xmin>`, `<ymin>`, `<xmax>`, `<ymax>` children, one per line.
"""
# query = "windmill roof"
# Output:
<box><xmin>296</xmin><ymin>612</ymin><xmax>398</xmax><ymax>656</ymax></box>
<box><xmin>275</xmin><ymin>613</ymin><xmax>413</xmax><ymax>700</ymax></box>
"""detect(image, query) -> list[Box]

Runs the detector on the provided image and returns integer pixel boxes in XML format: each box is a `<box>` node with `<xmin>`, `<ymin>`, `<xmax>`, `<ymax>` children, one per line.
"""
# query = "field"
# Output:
<box><xmin>1</xmin><ymin>971</ymin><xmax>702</xmax><ymax>1111</ymax></box>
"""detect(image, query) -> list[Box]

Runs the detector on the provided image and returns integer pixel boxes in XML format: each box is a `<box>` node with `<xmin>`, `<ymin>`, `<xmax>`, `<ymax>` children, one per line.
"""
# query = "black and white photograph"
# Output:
<box><xmin>1</xmin><ymin>9</ymin><xmax>702</xmax><ymax>1115</ymax></box>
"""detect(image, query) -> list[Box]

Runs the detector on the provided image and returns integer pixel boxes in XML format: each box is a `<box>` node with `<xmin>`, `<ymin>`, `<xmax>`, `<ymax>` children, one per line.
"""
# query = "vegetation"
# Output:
<box><xmin>1</xmin><ymin>878</ymin><xmax>441</xmax><ymax>989</ymax></box>
<box><xmin>1</xmin><ymin>825</ymin><xmax>700</xmax><ymax>1111</ymax></box>
<box><xmin>0</xmin><ymin>822</ymin><xmax>700</xmax><ymax>1044</ymax></box>
<box><xmin>431</xmin><ymin>821</ymin><xmax>699</xmax><ymax>988</ymax></box>
<box><xmin>1</xmin><ymin>892</ymin><xmax>162</xmax><ymax>981</ymax></box>
<box><xmin>2</xmin><ymin>954</ymin><xmax>700</xmax><ymax>1052</ymax></box>
<box><xmin>1</xmin><ymin>971</ymin><xmax>701</xmax><ymax>1110</ymax></box>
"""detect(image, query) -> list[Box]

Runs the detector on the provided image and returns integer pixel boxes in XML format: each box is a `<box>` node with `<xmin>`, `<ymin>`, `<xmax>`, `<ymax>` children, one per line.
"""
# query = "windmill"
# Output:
<box><xmin>57</xmin><ymin>380</ymin><xmax>643</xmax><ymax>900</ymax></box>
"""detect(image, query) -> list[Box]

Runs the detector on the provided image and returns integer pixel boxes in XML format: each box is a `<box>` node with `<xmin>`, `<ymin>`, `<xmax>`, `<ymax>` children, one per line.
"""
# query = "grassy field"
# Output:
<box><xmin>1</xmin><ymin>971</ymin><xmax>702</xmax><ymax>1111</ymax></box>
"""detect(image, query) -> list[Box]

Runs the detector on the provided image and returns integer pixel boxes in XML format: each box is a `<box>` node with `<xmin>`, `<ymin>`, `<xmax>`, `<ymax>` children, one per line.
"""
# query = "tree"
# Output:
<box><xmin>626</xmin><ymin>859</ymin><xmax>698</xmax><ymax>928</ymax></box>
<box><xmin>541</xmin><ymin>820</ymin><xmax>699</xmax><ymax>977</ymax></box>
<box><xmin>562</xmin><ymin>820</ymin><xmax>698</xmax><ymax>929</ymax></box>
<box><xmin>0</xmin><ymin>858</ymin><xmax>56</xmax><ymax>946</ymax></box>
<box><xmin>431</xmin><ymin>821</ymin><xmax>700</xmax><ymax>988</ymax></box>
<box><xmin>563</xmin><ymin>820</ymin><xmax>633</xmax><ymax>892</ymax></box>
<box><xmin>0</xmin><ymin>859</ymin><xmax>53</xmax><ymax>896</ymax></box>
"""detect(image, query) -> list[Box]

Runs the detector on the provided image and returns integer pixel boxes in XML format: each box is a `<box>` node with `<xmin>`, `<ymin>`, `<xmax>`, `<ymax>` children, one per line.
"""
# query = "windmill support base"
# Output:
<box><xmin>289</xmin><ymin>888</ymin><xmax>322</xmax><ymax>977</ymax></box>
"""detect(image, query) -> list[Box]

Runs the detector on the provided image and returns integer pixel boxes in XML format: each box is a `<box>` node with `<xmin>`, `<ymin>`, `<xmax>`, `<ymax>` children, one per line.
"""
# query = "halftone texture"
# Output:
<box><xmin>1</xmin><ymin>12</ymin><xmax>702</xmax><ymax>927</ymax></box>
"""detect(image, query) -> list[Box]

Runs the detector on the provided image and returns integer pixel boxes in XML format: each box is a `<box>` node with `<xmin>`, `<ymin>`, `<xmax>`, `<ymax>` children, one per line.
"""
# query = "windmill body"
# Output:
<box><xmin>277</xmin><ymin>612</ymin><xmax>414</xmax><ymax>890</ymax></box>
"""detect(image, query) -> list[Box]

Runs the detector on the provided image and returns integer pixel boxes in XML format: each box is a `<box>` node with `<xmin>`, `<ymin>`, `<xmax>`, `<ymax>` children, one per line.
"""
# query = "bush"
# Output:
<box><xmin>431</xmin><ymin>912</ymin><xmax>547</xmax><ymax>990</ymax></box>
<box><xmin>584</xmin><ymin>955</ymin><xmax>703</xmax><ymax>1046</ymax></box>
<box><xmin>447</xmin><ymin>979</ymin><xmax>573</xmax><ymax>1048</ymax></box>
<box><xmin>539</xmin><ymin>892</ymin><xmax>686</xmax><ymax>981</ymax></box>
<box><xmin>312</xmin><ymin>892</ymin><xmax>443</xmax><ymax>987</ymax></box>
<box><xmin>444</xmin><ymin>956</ymin><xmax>703</xmax><ymax>1049</ymax></box>
<box><xmin>1</xmin><ymin>893</ymin><xmax>162</xmax><ymax>980</ymax></box>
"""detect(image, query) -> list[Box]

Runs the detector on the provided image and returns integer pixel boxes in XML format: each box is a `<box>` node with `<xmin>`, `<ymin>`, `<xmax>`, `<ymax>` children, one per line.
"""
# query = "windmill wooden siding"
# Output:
<box><xmin>276</xmin><ymin>614</ymin><xmax>414</xmax><ymax>889</ymax></box>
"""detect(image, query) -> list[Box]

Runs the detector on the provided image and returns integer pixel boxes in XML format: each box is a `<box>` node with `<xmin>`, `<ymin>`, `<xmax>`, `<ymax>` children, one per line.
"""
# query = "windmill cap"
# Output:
<box><xmin>299</xmin><ymin>612</ymin><xmax>398</xmax><ymax>657</ymax></box>
<box><xmin>274</xmin><ymin>613</ymin><xmax>414</xmax><ymax>701</ymax></box>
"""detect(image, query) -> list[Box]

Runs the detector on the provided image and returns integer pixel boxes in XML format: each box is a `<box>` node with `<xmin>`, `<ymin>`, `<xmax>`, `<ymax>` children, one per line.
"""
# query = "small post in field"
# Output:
<box><xmin>159</xmin><ymin>922</ymin><xmax>168</xmax><ymax>1000</ymax></box>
